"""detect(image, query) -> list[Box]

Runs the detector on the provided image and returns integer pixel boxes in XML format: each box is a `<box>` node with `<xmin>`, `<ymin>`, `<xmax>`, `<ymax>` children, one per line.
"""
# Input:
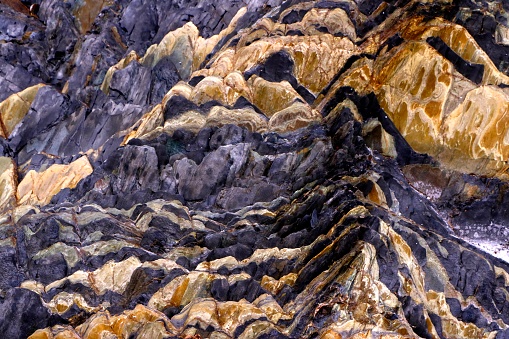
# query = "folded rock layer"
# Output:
<box><xmin>1</xmin><ymin>0</ymin><xmax>509</xmax><ymax>338</ymax></box>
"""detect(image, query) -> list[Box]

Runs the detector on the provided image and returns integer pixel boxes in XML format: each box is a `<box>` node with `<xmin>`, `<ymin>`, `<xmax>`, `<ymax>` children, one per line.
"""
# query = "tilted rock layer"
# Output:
<box><xmin>1</xmin><ymin>0</ymin><xmax>509</xmax><ymax>338</ymax></box>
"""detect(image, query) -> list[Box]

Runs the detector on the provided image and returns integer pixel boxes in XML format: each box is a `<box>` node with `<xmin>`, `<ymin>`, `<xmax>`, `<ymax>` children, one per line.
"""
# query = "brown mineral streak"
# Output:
<box><xmin>0</xmin><ymin>0</ymin><xmax>30</xmax><ymax>14</ymax></box>
<box><xmin>73</xmin><ymin>0</ymin><xmax>112</xmax><ymax>34</ymax></box>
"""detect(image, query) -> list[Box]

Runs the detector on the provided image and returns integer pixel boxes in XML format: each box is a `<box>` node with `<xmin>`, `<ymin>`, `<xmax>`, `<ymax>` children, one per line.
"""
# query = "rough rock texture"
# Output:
<box><xmin>1</xmin><ymin>0</ymin><xmax>509</xmax><ymax>338</ymax></box>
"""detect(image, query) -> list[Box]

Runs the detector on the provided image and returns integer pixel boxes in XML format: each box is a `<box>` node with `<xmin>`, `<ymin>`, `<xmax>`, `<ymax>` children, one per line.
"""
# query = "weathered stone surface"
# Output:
<box><xmin>1</xmin><ymin>0</ymin><xmax>509</xmax><ymax>338</ymax></box>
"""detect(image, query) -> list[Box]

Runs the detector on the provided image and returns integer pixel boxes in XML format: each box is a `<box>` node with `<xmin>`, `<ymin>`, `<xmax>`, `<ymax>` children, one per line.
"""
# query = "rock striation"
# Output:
<box><xmin>1</xmin><ymin>0</ymin><xmax>509</xmax><ymax>338</ymax></box>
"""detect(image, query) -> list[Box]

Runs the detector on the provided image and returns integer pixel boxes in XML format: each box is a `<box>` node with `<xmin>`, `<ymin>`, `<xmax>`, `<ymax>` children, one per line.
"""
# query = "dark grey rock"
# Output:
<box><xmin>175</xmin><ymin>143</ymin><xmax>249</xmax><ymax>201</ymax></box>
<box><xmin>211</xmin><ymin>277</ymin><xmax>229</xmax><ymax>301</ymax></box>
<box><xmin>28</xmin><ymin>253</ymin><xmax>68</xmax><ymax>284</ymax></box>
<box><xmin>9</xmin><ymin>86</ymin><xmax>75</xmax><ymax>152</ymax></box>
<box><xmin>111</xmin><ymin>145</ymin><xmax>160</xmax><ymax>194</ymax></box>
<box><xmin>15</xmin><ymin>90</ymin><xmax>146</xmax><ymax>164</ymax></box>
<box><xmin>0</xmin><ymin>246</ymin><xmax>25</xmax><ymax>292</ymax></box>
<box><xmin>0</xmin><ymin>288</ymin><xmax>61</xmax><ymax>338</ymax></box>
<box><xmin>149</xmin><ymin>56</ymin><xmax>181</xmax><ymax>104</ymax></box>
<box><xmin>0</xmin><ymin>6</ymin><xmax>28</xmax><ymax>41</ymax></box>
<box><xmin>109</xmin><ymin>60</ymin><xmax>151</xmax><ymax>105</ymax></box>
<box><xmin>0</xmin><ymin>59</ymin><xmax>44</xmax><ymax>102</ymax></box>
<box><xmin>39</xmin><ymin>0</ymin><xmax>79</xmax><ymax>80</ymax></box>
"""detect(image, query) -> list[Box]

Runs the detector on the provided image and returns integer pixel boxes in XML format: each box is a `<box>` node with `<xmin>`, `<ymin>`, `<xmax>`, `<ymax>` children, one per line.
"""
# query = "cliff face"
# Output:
<box><xmin>1</xmin><ymin>0</ymin><xmax>509</xmax><ymax>338</ymax></box>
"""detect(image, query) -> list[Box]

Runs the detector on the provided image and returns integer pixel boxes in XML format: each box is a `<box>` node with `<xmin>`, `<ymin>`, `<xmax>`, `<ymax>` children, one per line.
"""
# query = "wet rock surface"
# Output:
<box><xmin>1</xmin><ymin>0</ymin><xmax>509</xmax><ymax>338</ymax></box>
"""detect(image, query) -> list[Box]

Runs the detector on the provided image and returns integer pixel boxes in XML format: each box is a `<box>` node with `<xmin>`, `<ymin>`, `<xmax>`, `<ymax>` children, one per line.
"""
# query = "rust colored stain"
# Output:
<box><xmin>0</xmin><ymin>0</ymin><xmax>30</xmax><ymax>15</ymax></box>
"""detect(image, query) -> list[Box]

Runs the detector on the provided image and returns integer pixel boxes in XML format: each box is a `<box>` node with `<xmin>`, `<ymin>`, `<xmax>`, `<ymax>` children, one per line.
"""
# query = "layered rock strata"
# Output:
<box><xmin>1</xmin><ymin>0</ymin><xmax>509</xmax><ymax>338</ymax></box>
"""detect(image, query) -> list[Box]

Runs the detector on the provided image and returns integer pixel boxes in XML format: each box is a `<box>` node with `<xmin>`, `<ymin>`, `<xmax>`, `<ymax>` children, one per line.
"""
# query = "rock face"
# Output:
<box><xmin>1</xmin><ymin>0</ymin><xmax>509</xmax><ymax>338</ymax></box>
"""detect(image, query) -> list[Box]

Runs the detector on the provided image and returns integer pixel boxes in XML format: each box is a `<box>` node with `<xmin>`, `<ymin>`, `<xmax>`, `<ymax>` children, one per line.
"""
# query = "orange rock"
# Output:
<box><xmin>73</xmin><ymin>0</ymin><xmax>113</xmax><ymax>34</ymax></box>
<box><xmin>373</xmin><ymin>41</ymin><xmax>452</xmax><ymax>155</ymax></box>
<box><xmin>320</xmin><ymin>329</ymin><xmax>343</xmax><ymax>339</ymax></box>
<box><xmin>27</xmin><ymin>329</ymin><xmax>52</xmax><ymax>339</ymax></box>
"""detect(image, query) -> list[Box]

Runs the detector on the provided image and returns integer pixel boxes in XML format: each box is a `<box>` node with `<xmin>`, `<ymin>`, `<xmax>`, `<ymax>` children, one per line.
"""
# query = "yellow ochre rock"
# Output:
<box><xmin>0</xmin><ymin>157</ymin><xmax>17</xmax><ymax>213</ymax></box>
<box><xmin>17</xmin><ymin>155</ymin><xmax>94</xmax><ymax>206</ymax></box>
<box><xmin>72</xmin><ymin>305</ymin><xmax>177</xmax><ymax>339</ymax></box>
<box><xmin>443</xmin><ymin>86</ymin><xmax>509</xmax><ymax>163</ymax></box>
<box><xmin>195</xmin><ymin>34</ymin><xmax>358</xmax><ymax>95</ymax></box>
<box><xmin>0</xmin><ymin>84</ymin><xmax>45</xmax><ymax>137</ymax></box>
<box><xmin>249</xmin><ymin>75</ymin><xmax>304</xmax><ymax>116</ymax></box>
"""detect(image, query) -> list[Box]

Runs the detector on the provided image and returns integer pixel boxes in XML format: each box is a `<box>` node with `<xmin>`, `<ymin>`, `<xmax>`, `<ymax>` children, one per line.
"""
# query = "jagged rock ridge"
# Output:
<box><xmin>1</xmin><ymin>0</ymin><xmax>509</xmax><ymax>338</ymax></box>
